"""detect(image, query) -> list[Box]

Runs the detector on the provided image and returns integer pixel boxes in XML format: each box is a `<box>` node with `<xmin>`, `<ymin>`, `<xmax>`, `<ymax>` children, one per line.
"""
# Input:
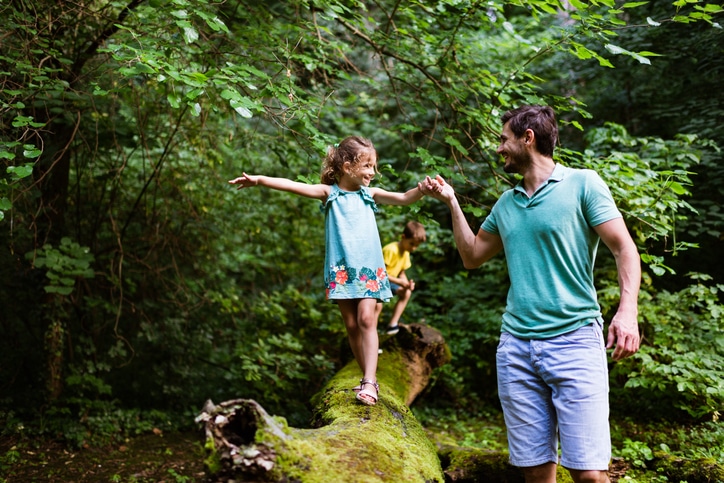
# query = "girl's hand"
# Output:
<box><xmin>419</xmin><ymin>175</ymin><xmax>454</xmax><ymax>203</ymax></box>
<box><xmin>228</xmin><ymin>173</ymin><xmax>259</xmax><ymax>189</ymax></box>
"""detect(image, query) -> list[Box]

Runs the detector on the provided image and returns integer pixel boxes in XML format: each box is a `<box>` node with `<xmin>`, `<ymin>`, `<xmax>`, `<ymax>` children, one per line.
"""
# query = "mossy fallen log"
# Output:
<box><xmin>438</xmin><ymin>445</ymin><xmax>524</xmax><ymax>483</ymax></box>
<box><xmin>196</xmin><ymin>323</ymin><xmax>451</xmax><ymax>483</ymax></box>
<box><xmin>649</xmin><ymin>451</ymin><xmax>724</xmax><ymax>483</ymax></box>
<box><xmin>438</xmin><ymin>445</ymin><xmax>630</xmax><ymax>483</ymax></box>
<box><xmin>438</xmin><ymin>444</ymin><xmax>724</xmax><ymax>483</ymax></box>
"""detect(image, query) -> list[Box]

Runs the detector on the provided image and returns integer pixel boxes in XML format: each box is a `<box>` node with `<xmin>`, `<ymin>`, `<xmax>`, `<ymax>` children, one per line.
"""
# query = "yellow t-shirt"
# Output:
<box><xmin>382</xmin><ymin>241</ymin><xmax>411</xmax><ymax>278</ymax></box>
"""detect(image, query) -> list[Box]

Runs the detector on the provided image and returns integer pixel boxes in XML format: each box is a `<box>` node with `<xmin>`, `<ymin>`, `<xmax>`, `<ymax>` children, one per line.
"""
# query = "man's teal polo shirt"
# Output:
<box><xmin>481</xmin><ymin>164</ymin><xmax>622</xmax><ymax>339</ymax></box>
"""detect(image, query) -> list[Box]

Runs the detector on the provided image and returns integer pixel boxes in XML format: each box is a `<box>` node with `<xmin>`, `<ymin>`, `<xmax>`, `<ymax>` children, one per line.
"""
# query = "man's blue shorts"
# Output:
<box><xmin>496</xmin><ymin>321</ymin><xmax>611</xmax><ymax>471</ymax></box>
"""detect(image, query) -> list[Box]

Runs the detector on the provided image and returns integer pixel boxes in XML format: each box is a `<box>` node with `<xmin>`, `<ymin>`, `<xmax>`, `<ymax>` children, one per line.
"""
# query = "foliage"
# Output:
<box><xmin>532</xmin><ymin>0</ymin><xmax>724</xmax><ymax>289</ymax></box>
<box><xmin>610</xmin><ymin>418</ymin><xmax>724</xmax><ymax>481</ymax></box>
<box><xmin>611</xmin><ymin>273</ymin><xmax>724</xmax><ymax>420</ymax></box>
<box><xmin>1</xmin><ymin>399</ymin><xmax>187</xmax><ymax>450</ymax></box>
<box><xmin>27</xmin><ymin>237</ymin><xmax>95</xmax><ymax>295</ymax></box>
<box><xmin>617</xmin><ymin>438</ymin><xmax>656</xmax><ymax>470</ymax></box>
<box><xmin>0</xmin><ymin>0</ymin><xmax>722</xmax><ymax>451</ymax></box>
<box><xmin>413</xmin><ymin>404</ymin><xmax>508</xmax><ymax>453</ymax></box>
<box><xmin>414</xmin><ymin>264</ymin><xmax>508</xmax><ymax>405</ymax></box>
<box><xmin>569</xmin><ymin>122</ymin><xmax>713</xmax><ymax>276</ymax></box>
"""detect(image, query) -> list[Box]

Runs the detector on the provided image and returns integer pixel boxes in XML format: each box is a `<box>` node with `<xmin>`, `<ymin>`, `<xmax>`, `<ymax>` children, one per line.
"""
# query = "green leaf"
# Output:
<box><xmin>184</xmin><ymin>26</ymin><xmax>199</xmax><ymax>44</ymax></box>
<box><xmin>701</xmin><ymin>3</ymin><xmax>724</xmax><ymax>12</ymax></box>
<box><xmin>604</xmin><ymin>44</ymin><xmax>652</xmax><ymax>65</ymax></box>
<box><xmin>445</xmin><ymin>135</ymin><xmax>468</xmax><ymax>156</ymax></box>
<box><xmin>45</xmin><ymin>285</ymin><xmax>74</xmax><ymax>295</ymax></box>
<box><xmin>220</xmin><ymin>89</ymin><xmax>241</xmax><ymax>101</ymax></box>
<box><xmin>12</xmin><ymin>115</ymin><xmax>35</xmax><ymax>128</ymax></box>
<box><xmin>570</xmin><ymin>42</ymin><xmax>595</xmax><ymax>60</ymax></box>
<box><xmin>167</xmin><ymin>92</ymin><xmax>181</xmax><ymax>108</ymax></box>
<box><xmin>230</xmin><ymin>99</ymin><xmax>253</xmax><ymax>118</ymax></box>
<box><xmin>133</xmin><ymin>62</ymin><xmax>155</xmax><ymax>74</ymax></box>
<box><xmin>630</xmin><ymin>53</ymin><xmax>652</xmax><ymax>65</ymax></box>
<box><xmin>185</xmin><ymin>88</ymin><xmax>204</xmax><ymax>100</ymax></box>
<box><xmin>7</xmin><ymin>164</ymin><xmax>34</xmax><ymax>179</ymax></box>
<box><xmin>22</xmin><ymin>147</ymin><xmax>42</xmax><ymax>158</ymax></box>
<box><xmin>668</xmin><ymin>181</ymin><xmax>687</xmax><ymax>195</ymax></box>
<box><xmin>227</xmin><ymin>95</ymin><xmax>256</xmax><ymax>118</ymax></box>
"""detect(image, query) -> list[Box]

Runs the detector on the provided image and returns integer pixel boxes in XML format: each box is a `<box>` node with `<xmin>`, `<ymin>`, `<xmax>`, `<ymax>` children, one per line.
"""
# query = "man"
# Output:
<box><xmin>420</xmin><ymin>105</ymin><xmax>641</xmax><ymax>483</ymax></box>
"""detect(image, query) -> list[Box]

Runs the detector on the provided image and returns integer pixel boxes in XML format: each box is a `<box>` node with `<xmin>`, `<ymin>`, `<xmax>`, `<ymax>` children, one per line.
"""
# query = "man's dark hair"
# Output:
<box><xmin>501</xmin><ymin>105</ymin><xmax>558</xmax><ymax>157</ymax></box>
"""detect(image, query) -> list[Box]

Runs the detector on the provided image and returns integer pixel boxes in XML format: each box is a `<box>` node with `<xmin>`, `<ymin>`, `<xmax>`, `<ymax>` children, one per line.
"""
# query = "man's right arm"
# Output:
<box><xmin>420</xmin><ymin>176</ymin><xmax>503</xmax><ymax>268</ymax></box>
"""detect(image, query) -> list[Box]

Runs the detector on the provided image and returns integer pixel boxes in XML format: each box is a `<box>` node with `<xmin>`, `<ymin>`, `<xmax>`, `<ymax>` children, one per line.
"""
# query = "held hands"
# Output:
<box><xmin>228</xmin><ymin>173</ymin><xmax>260</xmax><ymax>190</ymax></box>
<box><xmin>606</xmin><ymin>311</ymin><xmax>641</xmax><ymax>361</ymax></box>
<box><xmin>418</xmin><ymin>175</ymin><xmax>455</xmax><ymax>203</ymax></box>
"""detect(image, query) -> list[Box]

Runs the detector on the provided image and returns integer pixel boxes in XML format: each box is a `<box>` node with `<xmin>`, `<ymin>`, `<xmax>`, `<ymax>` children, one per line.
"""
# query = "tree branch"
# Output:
<box><xmin>70</xmin><ymin>0</ymin><xmax>145</xmax><ymax>83</ymax></box>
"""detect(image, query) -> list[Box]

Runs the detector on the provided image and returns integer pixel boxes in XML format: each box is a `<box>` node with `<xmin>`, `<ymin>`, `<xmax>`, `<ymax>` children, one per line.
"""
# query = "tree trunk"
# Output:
<box><xmin>196</xmin><ymin>322</ymin><xmax>451</xmax><ymax>483</ymax></box>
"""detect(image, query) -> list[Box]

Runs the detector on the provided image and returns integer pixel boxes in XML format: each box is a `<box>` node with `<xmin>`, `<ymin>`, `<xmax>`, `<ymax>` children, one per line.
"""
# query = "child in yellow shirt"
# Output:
<box><xmin>375</xmin><ymin>221</ymin><xmax>426</xmax><ymax>334</ymax></box>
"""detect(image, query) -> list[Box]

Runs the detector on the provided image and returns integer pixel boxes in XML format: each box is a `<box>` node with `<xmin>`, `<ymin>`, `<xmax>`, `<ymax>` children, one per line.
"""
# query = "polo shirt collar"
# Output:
<box><xmin>513</xmin><ymin>163</ymin><xmax>565</xmax><ymax>197</ymax></box>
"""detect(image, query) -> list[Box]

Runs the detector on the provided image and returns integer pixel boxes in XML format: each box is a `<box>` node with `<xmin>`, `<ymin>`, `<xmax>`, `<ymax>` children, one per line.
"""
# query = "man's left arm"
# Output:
<box><xmin>594</xmin><ymin>217</ymin><xmax>642</xmax><ymax>360</ymax></box>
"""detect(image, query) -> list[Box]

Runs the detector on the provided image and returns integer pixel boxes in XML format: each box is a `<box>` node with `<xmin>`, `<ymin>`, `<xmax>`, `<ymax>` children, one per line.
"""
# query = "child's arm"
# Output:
<box><xmin>370</xmin><ymin>185</ymin><xmax>424</xmax><ymax>206</ymax></box>
<box><xmin>229</xmin><ymin>173</ymin><xmax>330</xmax><ymax>201</ymax></box>
<box><xmin>388</xmin><ymin>270</ymin><xmax>412</xmax><ymax>289</ymax></box>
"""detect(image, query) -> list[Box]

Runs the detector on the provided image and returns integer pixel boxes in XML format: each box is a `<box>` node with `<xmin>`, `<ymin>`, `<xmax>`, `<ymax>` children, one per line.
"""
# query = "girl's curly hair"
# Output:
<box><xmin>320</xmin><ymin>136</ymin><xmax>377</xmax><ymax>185</ymax></box>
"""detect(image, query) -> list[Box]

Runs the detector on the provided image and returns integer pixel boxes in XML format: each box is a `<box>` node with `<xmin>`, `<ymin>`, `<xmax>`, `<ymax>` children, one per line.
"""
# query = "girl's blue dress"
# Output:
<box><xmin>322</xmin><ymin>184</ymin><xmax>392</xmax><ymax>301</ymax></box>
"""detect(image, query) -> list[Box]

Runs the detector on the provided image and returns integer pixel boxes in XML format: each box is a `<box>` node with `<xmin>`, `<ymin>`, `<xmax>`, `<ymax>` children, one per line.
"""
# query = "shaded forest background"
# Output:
<box><xmin>1</xmin><ymin>0</ymin><xmax>722</xmax><ymax>458</ymax></box>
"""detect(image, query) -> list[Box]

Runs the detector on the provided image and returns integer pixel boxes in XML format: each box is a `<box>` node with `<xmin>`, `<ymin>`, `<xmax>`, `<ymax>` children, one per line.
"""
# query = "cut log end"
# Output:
<box><xmin>196</xmin><ymin>399</ymin><xmax>287</xmax><ymax>482</ymax></box>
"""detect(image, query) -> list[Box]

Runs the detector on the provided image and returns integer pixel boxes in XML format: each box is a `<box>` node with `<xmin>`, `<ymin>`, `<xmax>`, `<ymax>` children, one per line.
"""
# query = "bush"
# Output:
<box><xmin>611</xmin><ymin>273</ymin><xmax>724</xmax><ymax>420</ymax></box>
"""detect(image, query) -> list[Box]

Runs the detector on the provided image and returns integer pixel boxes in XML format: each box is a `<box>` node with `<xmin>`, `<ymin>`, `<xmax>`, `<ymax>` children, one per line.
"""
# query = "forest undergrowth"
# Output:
<box><xmin>1</xmin><ymin>405</ymin><xmax>721</xmax><ymax>483</ymax></box>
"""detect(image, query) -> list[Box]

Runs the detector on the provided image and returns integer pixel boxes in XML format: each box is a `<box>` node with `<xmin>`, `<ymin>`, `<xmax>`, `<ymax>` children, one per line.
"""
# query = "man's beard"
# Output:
<box><xmin>503</xmin><ymin>150</ymin><xmax>531</xmax><ymax>174</ymax></box>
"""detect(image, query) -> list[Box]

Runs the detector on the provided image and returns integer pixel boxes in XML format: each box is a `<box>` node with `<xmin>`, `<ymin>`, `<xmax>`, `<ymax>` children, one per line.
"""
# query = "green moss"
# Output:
<box><xmin>276</xmin><ymin>402</ymin><xmax>443</xmax><ymax>482</ymax></box>
<box><xmin>555</xmin><ymin>465</ymin><xmax>574</xmax><ymax>483</ymax></box>
<box><xmin>202</xmin><ymin>437</ymin><xmax>222</xmax><ymax>474</ymax></box>
<box><xmin>277</xmin><ymin>355</ymin><xmax>444</xmax><ymax>482</ymax></box>
<box><xmin>206</xmin><ymin>344</ymin><xmax>447</xmax><ymax>482</ymax></box>
<box><xmin>439</xmin><ymin>446</ymin><xmax>585</xmax><ymax>483</ymax></box>
<box><xmin>438</xmin><ymin>446</ymin><xmax>523</xmax><ymax>482</ymax></box>
<box><xmin>652</xmin><ymin>452</ymin><xmax>724</xmax><ymax>483</ymax></box>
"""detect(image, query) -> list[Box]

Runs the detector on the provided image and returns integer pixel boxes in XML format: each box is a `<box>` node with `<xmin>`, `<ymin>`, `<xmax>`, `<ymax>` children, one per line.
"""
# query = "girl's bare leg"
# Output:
<box><xmin>355</xmin><ymin>298</ymin><xmax>379</xmax><ymax>382</ymax></box>
<box><xmin>338</xmin><ymin>299</ymin><xmax>363</xmax><ymax>370</ymax></box>
<box><xmin>337</xmin><ymin>299</ymin><xmax>380</xmax><ymax>398</ymax></box>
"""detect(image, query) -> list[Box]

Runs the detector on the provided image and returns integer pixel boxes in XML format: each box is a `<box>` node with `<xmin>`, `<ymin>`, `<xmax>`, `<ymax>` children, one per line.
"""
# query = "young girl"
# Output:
<box><xmin>229</xmin><ymin>136</ymin><xmax>427</xmax><ymax>406</ymax></box>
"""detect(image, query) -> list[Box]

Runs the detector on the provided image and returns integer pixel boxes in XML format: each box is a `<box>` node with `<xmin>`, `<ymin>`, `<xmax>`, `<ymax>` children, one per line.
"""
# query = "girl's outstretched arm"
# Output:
<box><xmin>370</xmin><ymin>185</ymin><xmax>425</xmax><ymax>206</ymax></box>
<box><xmin>229</xmin><ymin>173</ymin><xmax>330</xmax><ymax>201</ymax></box>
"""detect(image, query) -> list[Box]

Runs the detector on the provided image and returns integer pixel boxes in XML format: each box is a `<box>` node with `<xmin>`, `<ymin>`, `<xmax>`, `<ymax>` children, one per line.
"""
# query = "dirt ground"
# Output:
<box><xmin>1</xmin><ymin>431</ymin><xmax>631</xmax><ymax>483</ymax></box>
<box><xmin>0</xmin><ymin>431</ymin><xmax>206</xmax><ymax>483</ymax></box>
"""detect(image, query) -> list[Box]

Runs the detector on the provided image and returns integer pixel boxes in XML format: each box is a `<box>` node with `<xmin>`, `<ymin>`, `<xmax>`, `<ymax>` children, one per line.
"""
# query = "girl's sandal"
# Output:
<box><xmin>352</xmin><ymin>379</ymin><xmax>380</xmax><ymax>393</ymax></box>
<box><xmin>355</xmin><ymin>379</ymin><xmax>379</xmax><ymax>406</ymax></box>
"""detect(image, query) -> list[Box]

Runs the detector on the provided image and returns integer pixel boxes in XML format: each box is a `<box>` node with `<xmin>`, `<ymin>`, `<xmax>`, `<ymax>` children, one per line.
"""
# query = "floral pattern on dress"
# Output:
<box><xmin>326</xmin><ymin>257</ymin><xmax>389</xmax><ymax>299</ymax></box>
